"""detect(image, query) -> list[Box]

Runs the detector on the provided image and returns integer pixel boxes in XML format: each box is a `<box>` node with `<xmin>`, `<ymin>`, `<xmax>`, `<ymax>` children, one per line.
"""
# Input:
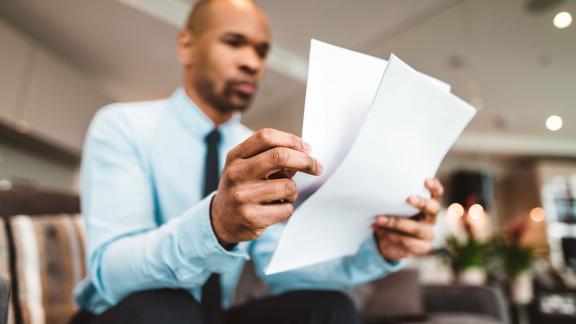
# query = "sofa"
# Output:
<box><xmin>0</xmin><ymin>185</ymin><xmax>511</xmax><ymax>324</ymax></box>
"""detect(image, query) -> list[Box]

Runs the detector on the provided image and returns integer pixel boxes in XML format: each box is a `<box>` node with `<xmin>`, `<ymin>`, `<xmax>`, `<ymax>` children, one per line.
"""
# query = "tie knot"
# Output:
<box><xmin>205</xmin><ymin>128</ymin><xmax>221</xmax><ymax>145</ymax></box>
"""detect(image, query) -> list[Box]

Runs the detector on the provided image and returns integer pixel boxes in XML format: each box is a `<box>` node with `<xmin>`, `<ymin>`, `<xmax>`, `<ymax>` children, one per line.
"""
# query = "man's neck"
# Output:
<box><xmin>183</xmin><ymin>86</ymin><xmax>233</xmax><ymax>127</ymax></box>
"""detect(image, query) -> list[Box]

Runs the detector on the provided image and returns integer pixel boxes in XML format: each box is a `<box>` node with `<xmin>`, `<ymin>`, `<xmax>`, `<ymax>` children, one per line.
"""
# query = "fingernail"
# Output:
<box><xmin>303</xmin><ymin>141</ymin><xmax>312</xmax><ymax>153</ymax></box>
<box><xmin>408</xmin><ymin>195</ymin><xmax>421</xmax><ymax>205</ymax></box>
<box><xmin>316</xmin><ymin>161</ymin><xmax>324</xmax><ymax>174</ymax></box>
<box><xmin>377</xmin><ymin>216</ymin><xmax>389</xmax><ymax>225</ymax></box>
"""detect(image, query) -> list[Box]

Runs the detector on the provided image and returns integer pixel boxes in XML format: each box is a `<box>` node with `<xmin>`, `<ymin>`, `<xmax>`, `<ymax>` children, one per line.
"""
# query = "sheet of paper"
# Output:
<box><xmin>266</xmin><ymin>43</ymin><xmax>476</xmax><ymax>275</ymax></box>
<box><xmin>294</xmin><ymin>40</ymin><xmax>389</xmax><ymax>204</ymax></box>
<box><xmin>295</xmin><ymin>40</ymin><xmax>451</xmax><ymax>205</ymax></box>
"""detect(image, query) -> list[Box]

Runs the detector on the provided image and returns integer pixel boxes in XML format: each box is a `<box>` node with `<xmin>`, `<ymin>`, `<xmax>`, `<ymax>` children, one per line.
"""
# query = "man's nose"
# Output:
<box><xmin>239</xmin><ymin>50</ymin><xmax>262</xmax><ymax>76</ymax></box>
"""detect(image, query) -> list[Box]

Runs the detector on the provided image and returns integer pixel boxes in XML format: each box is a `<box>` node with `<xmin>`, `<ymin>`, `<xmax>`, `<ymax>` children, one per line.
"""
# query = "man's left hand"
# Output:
<box><xmin>373</xmin><ymin>178</ymin><xmax>444</xmax><ymax>262</ymax></box>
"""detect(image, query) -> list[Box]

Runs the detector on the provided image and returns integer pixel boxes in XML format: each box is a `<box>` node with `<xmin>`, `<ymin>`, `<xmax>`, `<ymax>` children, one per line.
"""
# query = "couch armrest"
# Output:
<box><xmin>0</xmin><ymin>276</ymin><xmax>10</xmax><ymax>324</ymax></box>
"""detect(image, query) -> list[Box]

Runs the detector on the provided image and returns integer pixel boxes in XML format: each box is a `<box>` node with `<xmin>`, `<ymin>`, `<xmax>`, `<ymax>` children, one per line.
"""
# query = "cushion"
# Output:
<box><xmin>0</xmin><ymin>218</ymin><xmax>15</xmax><ymax>324</ymax></box>
<box><xmin>0</xmin><ymin>217</ymin><xmax>11</xmax><ymax>286</ymax></box>
<box><xmin>10</xmin><ymin>214</ymin><xmax>86</xmax><ymax>324</ymax></box>
<box><xmin>363</xmin><ymin>269</ymin><xmax>426</xmax><ymax>321</ymax></box>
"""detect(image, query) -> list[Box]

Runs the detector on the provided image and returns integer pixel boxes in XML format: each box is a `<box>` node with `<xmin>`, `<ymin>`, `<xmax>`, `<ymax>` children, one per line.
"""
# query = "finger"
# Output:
<box><xmin>406</xmin><ymin>195</ymin><xmax>441</xmax><ymax>224</ymax></box>
<box><xmin>244</xmin><ymin>147</ymin><xmax>323</xmax><ymax>179</ymax></box>
<box><xmin>267</xmin><ymin>169</ymin><xmax>297</xmax><ymax>180</ymax></box>
<box><xmin>376</xmin><ymin>230</ymin><xmax>432</xmax><ymax>255</ymax></box>
<box><xmin>251</xmin><ymin>203</ymin><xmax>294</xmax><ymax>227</ymax></box>
<box><xmin>407</xmin><ymin>195</ymin><xmax>427</xmax><ymax>209</ymax></box>
<box><xmin>425</xmin><ymin>178</ymin><xmax>444</xmax><ymax>200</ymax></box>
<box><xmin>234</xmin><ymin>179</ymin><xmax>298</xmax><ymax>204</ymax></box>
<box><xmin>376</xmin><ymin>235</ymin><xmax>410</xmax><ymax>260</ymax></box>
<box><xmin>227</xmin><ymin>128</ymin><xmax>310</xmax><ymax>162</ymax></box>
<box><xmin>374</xmin><ymin>216</ymin><xmax>434</xmax><ymax>240</ymax></box>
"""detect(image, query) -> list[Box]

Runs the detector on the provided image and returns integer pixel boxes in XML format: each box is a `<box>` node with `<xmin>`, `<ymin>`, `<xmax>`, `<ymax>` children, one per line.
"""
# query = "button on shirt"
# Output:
<box><xmin>74</xmin><ymin>88</ymin><xmax>402</xmax><ymax>314</ymax></box>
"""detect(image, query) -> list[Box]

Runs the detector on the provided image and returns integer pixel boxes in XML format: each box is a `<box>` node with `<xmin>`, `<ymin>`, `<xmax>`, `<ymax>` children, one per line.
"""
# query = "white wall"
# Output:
<box><xmin>0</xmin><ymin>17</ymin><xmax>109</xmax><ymax>152</ymax></box>
<box><xmin>0</xmin><ymin>18</ymin><xmax>110</xmax><ymax>190</ymax></box>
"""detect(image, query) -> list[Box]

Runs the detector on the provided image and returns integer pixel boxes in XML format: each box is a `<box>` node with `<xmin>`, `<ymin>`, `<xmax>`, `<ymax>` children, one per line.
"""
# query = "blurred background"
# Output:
<box><xmin>0</xmin><ymin>0</ymin><xmax>575</xmax><ymax>323</ymax></box>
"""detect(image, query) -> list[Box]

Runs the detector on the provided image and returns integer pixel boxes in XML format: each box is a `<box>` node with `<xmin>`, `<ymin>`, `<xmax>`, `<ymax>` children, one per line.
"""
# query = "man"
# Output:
<box><xmin>71</xmin><ymin>0</ymin><xmax>443</xmax><ymax>323</ymax></box>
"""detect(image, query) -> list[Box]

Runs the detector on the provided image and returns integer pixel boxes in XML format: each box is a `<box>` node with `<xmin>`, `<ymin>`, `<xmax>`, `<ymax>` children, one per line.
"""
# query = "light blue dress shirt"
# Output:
<box><xmin>74</xmin><ymin>88</ymin><xmax>402</xmax><ymax>314</ymax></box>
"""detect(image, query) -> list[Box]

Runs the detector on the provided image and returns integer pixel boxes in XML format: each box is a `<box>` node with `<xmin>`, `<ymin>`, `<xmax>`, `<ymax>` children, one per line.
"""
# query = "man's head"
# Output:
<box><xmin>177</xmin><ymin>0</ymin><xmax>270</xmax><ymax>117</ymax></box>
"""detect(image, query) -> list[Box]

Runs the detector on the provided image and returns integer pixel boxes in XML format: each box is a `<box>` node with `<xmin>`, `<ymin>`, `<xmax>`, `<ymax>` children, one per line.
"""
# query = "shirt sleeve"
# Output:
<box><xmin>82</xmin><ymin>106</ymin><xmax>248</xmax><ymax>304</ymax></box>
<box><xmin>250</xmin><ymin>223</ymin><xmax>404</xmax><ymax>294</ymax></box>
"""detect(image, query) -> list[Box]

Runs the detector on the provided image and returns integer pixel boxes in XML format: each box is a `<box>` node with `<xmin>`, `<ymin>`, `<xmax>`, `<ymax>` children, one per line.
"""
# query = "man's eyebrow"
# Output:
<box><xmin>222</xmin><ymin>32</ymin><xmax>269</xmax><ymax>47</ymax></box>
<box><xmin>222</xmin><ymin>32</ymin><xmax>247</xmax><ymax>40</ymax></box>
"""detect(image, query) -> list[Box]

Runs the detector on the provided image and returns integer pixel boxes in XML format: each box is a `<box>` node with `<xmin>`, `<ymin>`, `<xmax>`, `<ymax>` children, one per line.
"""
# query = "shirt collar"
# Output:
<box><xmin>169</xmin><ymin>87</ymin><xmax>241</xmax><ymax>140</ymax></box>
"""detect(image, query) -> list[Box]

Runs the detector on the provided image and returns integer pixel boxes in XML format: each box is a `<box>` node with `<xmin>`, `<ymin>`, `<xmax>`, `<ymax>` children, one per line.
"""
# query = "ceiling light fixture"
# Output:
<box><xmin>468</xmin><ymin>204</ymin><xmax>484</xmax><ymax>221</ymax></box>
<box><xmin>530</xmin><ymin>207</ymin><xmax>546</xmax><ymax>222</ymax></box>
<box><xmin>553</xmin><ymin>11</ymin><xmax>573</xmax><ymax>29</ymax></box>
<box><xmin>447</xmin><ymin>203</ymin><xmax>465</xmax><ymax>219</ymax></box>
<box><xmin>546</xmin><ymin>115</ymin><xmax>563</xmax><ymax>131</ymax></box>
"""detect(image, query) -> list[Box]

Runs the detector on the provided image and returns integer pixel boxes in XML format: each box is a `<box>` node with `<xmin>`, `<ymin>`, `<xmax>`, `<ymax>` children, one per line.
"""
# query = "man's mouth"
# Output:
<box><xmin>232</xmin><ymin>81</ymin><xmax>257</xmax><ymax>97</ymax></box>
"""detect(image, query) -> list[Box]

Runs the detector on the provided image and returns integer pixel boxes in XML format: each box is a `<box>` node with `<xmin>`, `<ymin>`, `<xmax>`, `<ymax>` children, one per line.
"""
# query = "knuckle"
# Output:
<box><xmin>307</xmin><ymin>156</ymin><xmax>317</xmax><ymax>172</ymax></box>
<box><xmin>270</xmin><ymin>147</ymin><xmax>288</xmax><ymax>165</ymax></box>
<box><xmin>226</xmin><ymin>150</ymin><xmax>236</xmax><ymax>164</ymax></box>
<box><xmin>257</xmin><ymin>128</ymin><xmax>274</xmax><ymax>145</ymax></box>
<box><xmin>278</xmin><ymin>204</ymin><xmax>294</xmax><ymax>220</ymax></box>
<box><xmin>429</xmin><ymin>200</ymin><xmax>440</xmax><ymax>212</ymax></box>
<box><xmin>389</xmin><ymin>217</ymin><xmax>399</xmax><ymax>229</ymax></box>
<box><xmin>238</xmin><ymin>204</ymin><xmax>251</xmax><ymax>219</ymax></box>
<box><xmin>231</xmin><ymin>189</ymin><xmax>245</xmax><ymax>203</ymax></box>
<box><xmin>289</xmin><ymin>134</ymin><xmax>301</xmax><ymax>148</ymax></box>
<box><xmin>283</xmin><ymin>179</ymin><xmax>297</xmax><ymax>195</ymax></box>
<box><xmin>226</xmin><ymin>164</ymin><xmax>245</xmax><ymax>183</ymax></box>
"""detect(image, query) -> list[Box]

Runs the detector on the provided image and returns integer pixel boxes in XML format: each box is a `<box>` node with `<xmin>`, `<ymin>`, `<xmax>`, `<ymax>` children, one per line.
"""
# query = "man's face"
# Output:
<box><xmin>184</xmin><ymin>1</ymin><xmax>271</xmax><ymax>113</ymax></box>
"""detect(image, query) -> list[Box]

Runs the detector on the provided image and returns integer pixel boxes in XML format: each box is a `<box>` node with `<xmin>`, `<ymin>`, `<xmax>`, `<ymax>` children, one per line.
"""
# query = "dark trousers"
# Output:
<box><xmin>70</xmin><ymin>289</ymin><xmax>360</xmax><ymax>324</ymax></box>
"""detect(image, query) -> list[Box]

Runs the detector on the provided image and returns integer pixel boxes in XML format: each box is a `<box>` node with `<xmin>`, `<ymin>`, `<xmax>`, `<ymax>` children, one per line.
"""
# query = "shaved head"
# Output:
<box><xmin>187</xmin><ymin>0</ymin><xmax>263</xmax><ymax>35</ymax></box>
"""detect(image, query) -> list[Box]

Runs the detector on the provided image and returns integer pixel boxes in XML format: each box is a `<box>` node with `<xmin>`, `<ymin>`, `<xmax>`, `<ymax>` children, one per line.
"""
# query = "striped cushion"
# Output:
<box><xmin>10</xmin><ymin>214</ymin><xmax>86</xmax><ymax>324</ymax></box>
<box><xmin>0</xmin><ymin>218</ymin><xmax>15</xmax><ymax>324</ymax></box>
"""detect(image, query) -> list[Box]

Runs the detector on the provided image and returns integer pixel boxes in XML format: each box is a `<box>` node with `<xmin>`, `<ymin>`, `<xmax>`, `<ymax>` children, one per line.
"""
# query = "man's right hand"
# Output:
<box><xmin>210</xmin><ymin>128</ymin><xmax>323</xmax><ymax>246</ymax></box>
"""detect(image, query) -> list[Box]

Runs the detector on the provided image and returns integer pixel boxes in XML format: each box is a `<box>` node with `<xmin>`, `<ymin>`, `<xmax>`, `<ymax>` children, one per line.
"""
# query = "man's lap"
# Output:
<box><xmin>70</xmin><ymin>289</ymin><xmax>360</xmax><ymax>324</ymax></box>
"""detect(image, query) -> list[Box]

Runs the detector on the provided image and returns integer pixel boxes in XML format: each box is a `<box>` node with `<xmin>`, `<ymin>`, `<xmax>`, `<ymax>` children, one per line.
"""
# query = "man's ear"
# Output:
<box><xmin>177</xmin><ymin>29</ymin><xmax>197</xmax><ymax>66</ymax></box>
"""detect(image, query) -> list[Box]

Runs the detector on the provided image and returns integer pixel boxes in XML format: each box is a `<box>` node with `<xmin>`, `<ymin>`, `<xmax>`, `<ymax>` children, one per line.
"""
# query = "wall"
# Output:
<box><xmin>0</xmin><ymin>17</ymin><xmax>109</xmax><ymax>191</ymax></box>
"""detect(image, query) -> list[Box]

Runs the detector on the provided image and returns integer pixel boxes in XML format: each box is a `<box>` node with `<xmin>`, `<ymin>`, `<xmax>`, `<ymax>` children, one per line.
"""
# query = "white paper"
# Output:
<box><xmin>295</xmin><ymin>40</ymin><xmax>451</xmax><ymax>204</ymax></box>
<box><xmin>265</xmin><ymin>40</ymin><xmax>476</xmax><ymax>275</ymax></box>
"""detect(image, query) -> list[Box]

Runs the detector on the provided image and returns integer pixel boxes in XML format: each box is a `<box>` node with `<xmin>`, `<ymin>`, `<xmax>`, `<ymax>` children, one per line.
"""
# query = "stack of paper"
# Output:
<box><xmin>265</xmin><ymin>40</ymin><xmax>476</xmax><ymax>275</ymax></box>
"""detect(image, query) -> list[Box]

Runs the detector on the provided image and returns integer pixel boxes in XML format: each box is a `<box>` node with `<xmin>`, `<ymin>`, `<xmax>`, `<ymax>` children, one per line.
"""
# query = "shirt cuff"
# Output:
<box><xmin>175</xmin><ymin>192</ymin><xmax>249</xmax><ymax>273</ymax></box>
<box><xmin>355</xmin><ymin>236</ymin><xmax>406</xmax><ymax>275</ymax></box>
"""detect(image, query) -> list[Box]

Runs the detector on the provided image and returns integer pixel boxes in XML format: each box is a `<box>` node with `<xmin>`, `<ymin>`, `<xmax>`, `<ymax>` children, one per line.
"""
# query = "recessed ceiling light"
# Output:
<box><xmin>546</xmin><ymin>115</ymin><xmax>563</xmax><ymax>131</ymax></box>
<box><xmin>468</xmin><ymin>204</ymin><xmax>484</xmax><ymax>221</ymax></box>
<box><xmin>530</xmin><ymin>207</ymin><xmax>546</xmax><ymax>222</ymax></box>
<box><xmin>447</xmin><ymin>203</ymin><xmax>465</xmax><ymax>219</ymax></box>
<box><xmin>553</xmin><ymin>11</ymin><xmax>572</xmax><ymax>29</ymax></box>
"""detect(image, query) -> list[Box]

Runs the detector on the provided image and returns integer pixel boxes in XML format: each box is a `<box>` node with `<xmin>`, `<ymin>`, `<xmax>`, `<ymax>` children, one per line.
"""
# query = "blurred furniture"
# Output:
<box><xmin>0</xmin><ymin>185</ymin><xmax>513</xmax><ymax>324</ymax></box>
<box><xmin>362</xmin><ymin>269</ymin><xmax>511</xmax><ymax>324</ymax></box>
<box><xmin>0</xmin><ymin>185</ymin><xmax>82</xmax><ymax>324</ymax></box>
<box><xmin>1</xmin><ymin>276</ymin><xmax>9</xmax><ymax>324</ymax></box>
<box><xmin>527</xmin><ymin>267</ymin><xmax>576</xmax><ymax>324</ymax></box>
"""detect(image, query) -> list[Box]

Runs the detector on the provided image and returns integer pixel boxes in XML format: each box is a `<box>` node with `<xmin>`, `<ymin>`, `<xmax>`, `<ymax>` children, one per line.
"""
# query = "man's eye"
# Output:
<box><xmin>224</xmin><ymin>39</ymin><xmax>243</xmax><ymax>47</ymax></box>
<box><xmin>256</xmin><ymin>46</ymin><xmax>269</xmax><ymax>59</ymax></box>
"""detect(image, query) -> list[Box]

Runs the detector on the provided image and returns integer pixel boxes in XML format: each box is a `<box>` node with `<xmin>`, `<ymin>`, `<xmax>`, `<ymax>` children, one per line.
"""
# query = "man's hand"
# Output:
<box><xmin>373</xmin><ymin>178</ymin><xmax>444</xmax><ymax>261</ymax></box>
<box><xmin>211</xmin><ymin>128</ymin><xmax>323</xmax><ymax>246</ymax></box>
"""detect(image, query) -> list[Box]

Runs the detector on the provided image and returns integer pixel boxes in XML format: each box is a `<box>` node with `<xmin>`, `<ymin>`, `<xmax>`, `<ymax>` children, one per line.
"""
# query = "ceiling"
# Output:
<box><xmin>0</xmin><ymin>0</ymin><xmax>575</xmax><ymax>157</ymax></box>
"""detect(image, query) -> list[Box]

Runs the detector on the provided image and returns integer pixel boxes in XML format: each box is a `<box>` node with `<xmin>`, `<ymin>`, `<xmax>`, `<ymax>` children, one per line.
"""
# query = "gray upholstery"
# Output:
<box><xmin>0</xmin><ymin>276</ymin><xmax>9</xmax><ymax>324</ymax></box>
<box><xmin>424</xmin><ymin>285</ymin><xmax>510</xmax><ymax>324</ymax></box>
<box><xmin>363</xmin><ymin>269</ymin><xmax>425</xmax><ymax>320</ymax></box>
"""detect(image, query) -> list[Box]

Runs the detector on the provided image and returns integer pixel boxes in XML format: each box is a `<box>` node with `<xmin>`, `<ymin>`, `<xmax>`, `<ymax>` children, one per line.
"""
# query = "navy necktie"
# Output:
<box><xmin>202</xmin><ymin>128</ymin><xmax>223</xmax><ymax>324</ymax></box>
